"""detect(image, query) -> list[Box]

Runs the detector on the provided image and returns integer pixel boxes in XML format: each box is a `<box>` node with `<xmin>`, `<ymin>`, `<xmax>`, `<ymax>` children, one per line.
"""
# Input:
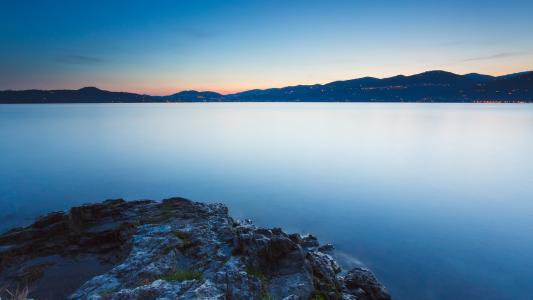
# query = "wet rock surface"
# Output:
<box><xmin>0</xmin><ymin>197</ymin><xmax>391</xmax><ymax>300</ymax></box>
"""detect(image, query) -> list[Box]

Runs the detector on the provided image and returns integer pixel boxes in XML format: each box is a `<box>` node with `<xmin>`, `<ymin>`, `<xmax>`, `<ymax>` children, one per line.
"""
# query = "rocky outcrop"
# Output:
<box><xmin>0</xmin><ymin>197</ymin><xmax>391</xmax><ymax>300</ymax></box>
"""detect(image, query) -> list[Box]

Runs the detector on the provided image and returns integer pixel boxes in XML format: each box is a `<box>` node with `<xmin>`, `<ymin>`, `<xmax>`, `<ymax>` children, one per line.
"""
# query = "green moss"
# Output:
<box><xmin>261</xmin><ymin>293</ymin><xmax>275</xmax><ymax>300</ymax></box>
<box><xmin>246</xmin><ymin>265</ymin><xmax>270</xmax><ymax>285</ymax></box>
<box><xmin>99</xmin><ymin>287</ymin><xmax>118</xmax><ymax>299</ymax></box>
<box><xmin>161</xmin><ymin>269</ymin><xmax>202</xmax><ymax>282</ymax></box>
<box><xmin>159</xmin><ymin>210</ymin><xmax>174</xmax><ymax>221</ymax></box>
<box><xmin>310</xmin><ymin>291</ymin><xmax>326</xmax><ymax>300</ymax></box>
<box><xmin>246</xmin><ymin>266</ymin><xmax>273</xmax><ymax>300</ymax></box>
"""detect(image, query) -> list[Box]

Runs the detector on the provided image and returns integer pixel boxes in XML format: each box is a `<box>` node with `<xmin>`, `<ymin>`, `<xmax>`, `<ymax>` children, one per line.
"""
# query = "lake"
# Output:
<box><xmin>0</xmin><ymin>103</ymin><xmax>532</xmax><ymax>299</ymax></box>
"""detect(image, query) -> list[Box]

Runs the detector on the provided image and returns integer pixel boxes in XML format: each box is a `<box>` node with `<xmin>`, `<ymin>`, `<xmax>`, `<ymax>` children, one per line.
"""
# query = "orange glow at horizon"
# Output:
<box><xmin>96</xmin><ymin>65</ymin><xmax>533</xmax><ymax>96</ymax></box>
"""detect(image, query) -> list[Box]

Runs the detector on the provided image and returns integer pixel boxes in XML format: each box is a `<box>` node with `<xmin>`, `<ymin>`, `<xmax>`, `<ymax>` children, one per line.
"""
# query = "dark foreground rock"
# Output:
<box><xmin>0</xmin><ymin>197</ymin><xmax>391</xmax><ymax>300</ymax></box>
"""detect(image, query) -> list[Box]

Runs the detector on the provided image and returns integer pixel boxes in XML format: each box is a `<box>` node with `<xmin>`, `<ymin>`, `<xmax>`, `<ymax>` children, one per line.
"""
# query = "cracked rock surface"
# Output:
<box><xmin>0</xmin><ymin>197</ymin><xmax>391</xmax><ymax>300</ymax></box>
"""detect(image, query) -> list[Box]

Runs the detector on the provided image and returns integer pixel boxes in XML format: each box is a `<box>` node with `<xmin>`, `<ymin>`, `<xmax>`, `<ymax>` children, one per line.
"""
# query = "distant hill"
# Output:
<box><xmin>1</xmin><ymin>70</ymin><xmax>532</xmax><ymax>103</ymax></box>
<box><xmin>0</xmin><ymin>87</ymin><xmax>154</xmax><ymax>104</ymax></box>
<box><xmin>167</xmin><ymin>90</ymin><xmax>224</xmax><ymax>102</ymax></box>
<box><xmin>225</xmin><ymin>70</ymin><xmax>532</xmax><ymax>102</ymax></box>
<box><xmin>462</xmin><ymin>73</ymin><xmax>495</xmax><ymax>82</ymax></box>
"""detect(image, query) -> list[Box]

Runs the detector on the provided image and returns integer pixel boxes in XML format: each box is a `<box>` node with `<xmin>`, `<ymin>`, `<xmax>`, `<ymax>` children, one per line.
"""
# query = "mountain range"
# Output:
<box><xmin>1</xmin><ymin>70</ymin><xmax>532</xmax><ymax>103</ymax></box>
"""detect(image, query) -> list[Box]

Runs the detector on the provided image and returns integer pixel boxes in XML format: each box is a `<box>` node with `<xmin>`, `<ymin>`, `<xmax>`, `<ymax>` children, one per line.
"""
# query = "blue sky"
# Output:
<box><xmin>1</xmin><ymin>0</ymin><xmax>532</xmax><ymax>94</ymax></box>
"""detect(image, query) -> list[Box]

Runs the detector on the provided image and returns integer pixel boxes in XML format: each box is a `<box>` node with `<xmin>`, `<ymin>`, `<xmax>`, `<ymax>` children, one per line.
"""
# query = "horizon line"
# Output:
<box><xmin>1</xmin><ymin>69</ymin><xmax>531</xmax><ymax>97</ymax></box>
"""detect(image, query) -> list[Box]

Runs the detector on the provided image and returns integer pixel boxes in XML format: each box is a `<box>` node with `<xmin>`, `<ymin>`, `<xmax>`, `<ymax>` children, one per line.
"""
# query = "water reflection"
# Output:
<box><xmin>0</xmin><ymin>103</ymin><xmax>532</xmax><ymax>299</ymax></box>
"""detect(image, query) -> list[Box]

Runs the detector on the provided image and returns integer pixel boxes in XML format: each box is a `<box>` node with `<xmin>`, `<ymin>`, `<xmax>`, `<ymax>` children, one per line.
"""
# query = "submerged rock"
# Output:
<box><xmin>0</xmin><ymin>197</ymin><xmax>391</xmax><ymax>300</ymax></box>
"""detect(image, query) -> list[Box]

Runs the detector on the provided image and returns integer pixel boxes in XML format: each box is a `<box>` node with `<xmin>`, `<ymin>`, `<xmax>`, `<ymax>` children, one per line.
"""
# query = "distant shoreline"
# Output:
<box><xmin>1</xmin><ymin>100</ymin><xmax>531</xmax><ymax>104</ymax></box>
<box><xmin>2</xmin><ymin>70</ymin><xmax>532</xmax><ymax>104</ymax></box>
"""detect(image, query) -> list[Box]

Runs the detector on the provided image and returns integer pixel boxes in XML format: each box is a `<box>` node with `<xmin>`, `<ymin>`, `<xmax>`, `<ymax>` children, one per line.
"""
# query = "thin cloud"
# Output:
<box><xmin>436</xmin><ymin>40</ymin><xmax>496</xmax><ymax>47</ymax></box>
<box><xmin>52</xmin><ymin>55</ymin><xmax>106</xmax><ymax>64</ymax></box>
<box><xmin>462</xmin><ymin>52</ymin><xmax>525</xmax><ymax>62</ymax></box>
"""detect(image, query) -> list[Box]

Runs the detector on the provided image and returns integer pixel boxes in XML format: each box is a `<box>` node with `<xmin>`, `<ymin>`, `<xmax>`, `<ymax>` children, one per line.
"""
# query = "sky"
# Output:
<box><xmin>1</xmin><ymin>0</ymin><xmax>532</xmax><ymax>95</ymax></box>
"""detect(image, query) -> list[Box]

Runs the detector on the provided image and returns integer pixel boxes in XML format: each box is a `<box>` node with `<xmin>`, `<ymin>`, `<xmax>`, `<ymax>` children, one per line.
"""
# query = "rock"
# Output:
<box><xmin>343</xmin><ymin>267</ymin><xmax>392</xmax><ymax>300</ymax></box>
<box><xmin>318</xmin><ymin>243</ymin><xmax>335</xmax><ymax>253</ymax></box>
<box><xmin>0</xmin><ymin>199</ymin><xmax>144</xmax><ymax>299</ymax></box>
<box><xmin>307</xmin><ymin>250</ymin><xmax>342</xmax><ymax>298</ymax></box>
<box><xmin>0</xmin><ymin>197</ymin><xmax>391</xmax><ymax>300</ymax></box>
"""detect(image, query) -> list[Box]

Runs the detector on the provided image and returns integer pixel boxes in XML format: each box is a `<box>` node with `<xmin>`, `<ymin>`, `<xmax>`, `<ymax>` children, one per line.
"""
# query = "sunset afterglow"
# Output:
<box><xmin>1</xmin><ymin>0</ymin><xmax>532</xmax><ymax>95</ymax></box>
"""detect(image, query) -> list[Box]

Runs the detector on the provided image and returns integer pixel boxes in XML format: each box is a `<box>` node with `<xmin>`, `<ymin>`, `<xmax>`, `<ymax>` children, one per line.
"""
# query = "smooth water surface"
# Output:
<box><xmin>1</xmin><ymin>103</ymin><xmax>532</xmax><ymax>299</ymax></box>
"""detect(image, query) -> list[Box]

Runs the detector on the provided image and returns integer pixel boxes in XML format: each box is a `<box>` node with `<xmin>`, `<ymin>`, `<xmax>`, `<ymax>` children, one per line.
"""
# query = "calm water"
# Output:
<box><xmin>1</xmin><ymin>103</ymin><xmax>532</xmax><ymax>299</ymax></box>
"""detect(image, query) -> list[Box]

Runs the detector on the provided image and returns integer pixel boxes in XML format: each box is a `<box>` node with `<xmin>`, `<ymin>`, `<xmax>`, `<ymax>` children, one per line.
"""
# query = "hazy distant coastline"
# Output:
<box><xmin>1</xmin><ymin>70</ymin><xmax>532</xmax><ymax>104</ymax></box>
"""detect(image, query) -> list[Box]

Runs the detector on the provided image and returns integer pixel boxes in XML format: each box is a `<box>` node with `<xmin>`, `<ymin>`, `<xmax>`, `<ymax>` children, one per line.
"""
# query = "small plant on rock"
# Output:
<box><xmin>99</xmin><ymin>287</ymin><xmax>119</xmax><ymax>299</ymax></box>
<box><xmin>159</xmin><ymin>207</ymin><xmax>174</xmax><ymax>221</ymax></box>
<box><xmin>246</xmin><ymin>265</ymin><xmax>269</xmax><ymax>285</ymax></box>
<box><xmin>261</xmin><ymin>293</ymin><xmax>275</xmax><ymax>300</ymax></box>
<box><xmin>161</xmin><ymin>268</ymin><xmax>202</xmax><ymax>282</ymax></box>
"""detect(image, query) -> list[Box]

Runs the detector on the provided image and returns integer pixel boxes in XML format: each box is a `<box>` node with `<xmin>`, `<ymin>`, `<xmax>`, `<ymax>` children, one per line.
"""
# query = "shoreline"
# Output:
<box><xmin>0</xmin><ymin>197</ymin><xmax>391</xmax><ymax>300</ymax></box>
<box><xmin>0</xmin><ymin>101</ymin><xmax>531</xmax><ymax>105</ymax></box>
